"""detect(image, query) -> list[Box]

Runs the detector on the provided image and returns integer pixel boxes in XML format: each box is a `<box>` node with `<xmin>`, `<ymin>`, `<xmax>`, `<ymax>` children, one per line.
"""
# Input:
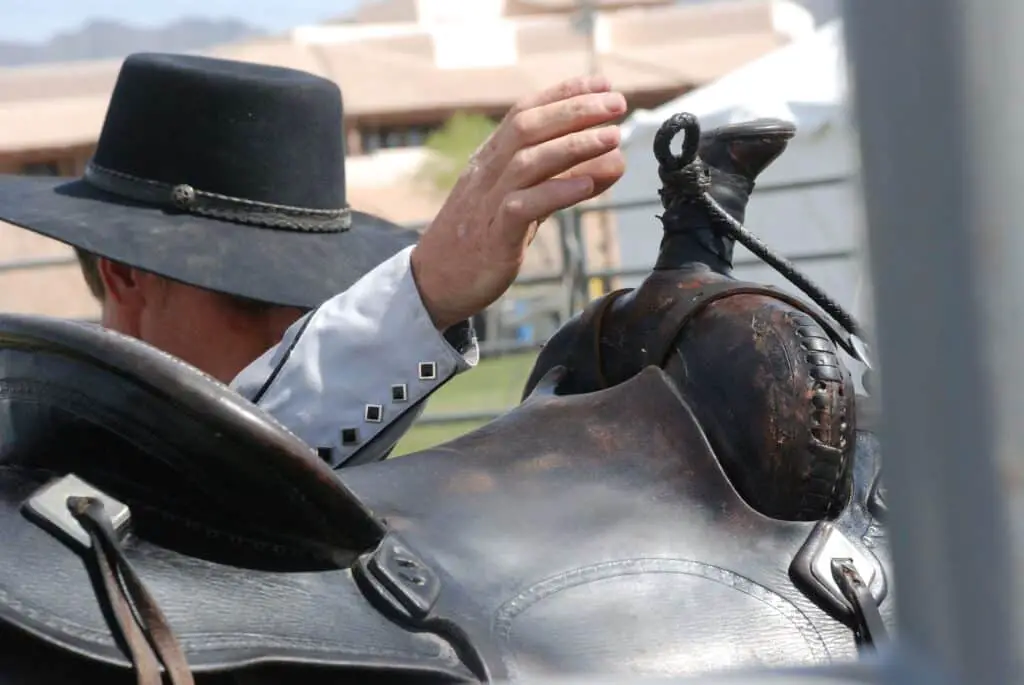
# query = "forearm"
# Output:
<box><xmin>230</xmin><ymin>246</ymin><xmax>479</xmax><ymax>466</ymax></box>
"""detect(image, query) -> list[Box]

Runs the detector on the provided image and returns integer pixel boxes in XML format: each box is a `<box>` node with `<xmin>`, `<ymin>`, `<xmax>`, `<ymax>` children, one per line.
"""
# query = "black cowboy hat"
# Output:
<box><xmin>0</xmin><ymin>52</ymin><xmax>418</xmax><ymax>309</ymax></box>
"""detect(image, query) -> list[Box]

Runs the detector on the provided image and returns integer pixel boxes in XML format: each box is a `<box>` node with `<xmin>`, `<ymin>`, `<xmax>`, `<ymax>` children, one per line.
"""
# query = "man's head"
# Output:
<box><xmin>75</xmin><ymin>247</ymin><xmax>307</xmax><ymax>382</ymax></box>
<box><xmin>0</xmin><ymin>53</ymin><xmax>418</xmax><ymax>381</ymax></box>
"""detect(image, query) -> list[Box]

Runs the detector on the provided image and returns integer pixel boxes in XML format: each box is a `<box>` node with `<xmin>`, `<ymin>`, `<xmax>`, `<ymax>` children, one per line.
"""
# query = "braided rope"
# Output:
<box><xmin>653</xmin><ymin>112</ymin><xmax>872</xmax><ymax>365</ymax></box>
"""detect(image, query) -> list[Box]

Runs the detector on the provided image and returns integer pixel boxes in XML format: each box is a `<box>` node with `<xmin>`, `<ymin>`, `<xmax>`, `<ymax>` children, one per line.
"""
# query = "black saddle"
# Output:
<box><xmin>0</xmin><ymin>314</ymin><xmax>892</xmax><ymax>685</ymax></box>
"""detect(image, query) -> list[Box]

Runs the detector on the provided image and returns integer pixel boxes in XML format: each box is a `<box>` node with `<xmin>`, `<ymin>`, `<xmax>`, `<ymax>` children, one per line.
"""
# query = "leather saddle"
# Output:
<box><xmin>0</xmin><ymin>314</ymin><xmax>892</xmax><ymax>684</ymax></box>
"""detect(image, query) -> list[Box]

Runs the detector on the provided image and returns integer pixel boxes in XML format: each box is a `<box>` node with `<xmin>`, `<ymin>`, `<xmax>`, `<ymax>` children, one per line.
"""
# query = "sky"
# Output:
<box><xmin>0</xmin><ymin>0</ymin><xmax>364</xmax><ymax>42</ymax></box>
<box><xmin>0</xmin><ymin>0</ymin><xmax>837</xmax><ymax>45</ymax></box>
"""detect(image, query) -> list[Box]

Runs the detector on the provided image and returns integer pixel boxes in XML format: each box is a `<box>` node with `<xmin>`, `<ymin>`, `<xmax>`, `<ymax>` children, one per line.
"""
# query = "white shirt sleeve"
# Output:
<box><xmin>229</xmin><ymin>245</ymin><xmax>479</xmax><ymax>466</ymax></box>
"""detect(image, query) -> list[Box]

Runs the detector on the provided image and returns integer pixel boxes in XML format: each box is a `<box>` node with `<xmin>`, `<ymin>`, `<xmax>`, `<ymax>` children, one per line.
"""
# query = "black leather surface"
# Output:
<box><xmin>341</xmin><ymin>369</ymin><xmax>892</xmax><ymax>681</ymax></box>
<box><xmin>0</xmin><ymin>315</ymin><xmax>385</xmax><ymax>557</ymax></box>
<box><xmin>0</xmin><ymin>315</ymin><xmax>473</xmax><ymax>681</ymax></box>
<box><xmin>0</xmin><ymin>314</ymin><xmax>893</xmax><ymax>684</ymax></box>
<box><xmin>0</xmin><ymin>472</ymin><xmax>470</xmax><ymax>678</ymax></box>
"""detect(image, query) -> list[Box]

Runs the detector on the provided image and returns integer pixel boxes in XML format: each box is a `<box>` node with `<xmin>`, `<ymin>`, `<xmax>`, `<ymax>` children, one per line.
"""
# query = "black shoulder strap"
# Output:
<box><xmin>641</xmin><ymin>280</ymin><xmax>858</xmax><ymax>369</ymax></box>
<box><xmin>563</xmin><ymin>288</ymin><xmax>633</xmax><ymax>391</ymax></box>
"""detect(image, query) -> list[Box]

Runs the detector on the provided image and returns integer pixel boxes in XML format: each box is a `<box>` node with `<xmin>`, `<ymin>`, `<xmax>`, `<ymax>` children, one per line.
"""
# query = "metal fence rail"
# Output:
<box><xmin>0</xmin><ymin>254</ymin><xmax>79</xmax><ymax>273</ymax></box>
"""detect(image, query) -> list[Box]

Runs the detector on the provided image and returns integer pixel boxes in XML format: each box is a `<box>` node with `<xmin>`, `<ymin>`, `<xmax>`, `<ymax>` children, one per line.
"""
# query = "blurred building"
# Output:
<box><xmin>0</xmin><ymin>0</ymin><xmax>813</xmax><ymax>322</ymax></box>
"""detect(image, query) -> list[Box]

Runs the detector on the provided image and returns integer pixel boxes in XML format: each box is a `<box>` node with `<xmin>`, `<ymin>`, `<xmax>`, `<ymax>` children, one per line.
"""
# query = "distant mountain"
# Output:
<box><xmin>0</xmin><ymin>18</ymin><xmax>264</xmax><ymax>67</ymax></box>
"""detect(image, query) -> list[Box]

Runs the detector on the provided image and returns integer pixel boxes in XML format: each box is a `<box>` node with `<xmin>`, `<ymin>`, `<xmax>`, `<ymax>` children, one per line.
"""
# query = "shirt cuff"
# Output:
<box><xmin>230</xmin><ymin>245</ymin><xmax>479</xmax><ymax>466</ymax></box>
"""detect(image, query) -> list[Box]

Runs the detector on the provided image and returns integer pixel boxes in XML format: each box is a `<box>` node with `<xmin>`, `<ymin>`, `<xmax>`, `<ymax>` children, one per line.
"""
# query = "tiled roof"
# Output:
<box><xmin>0</xmin><ymin>0</ymin><xmax>800</xmax><ymax>152</ymax></box>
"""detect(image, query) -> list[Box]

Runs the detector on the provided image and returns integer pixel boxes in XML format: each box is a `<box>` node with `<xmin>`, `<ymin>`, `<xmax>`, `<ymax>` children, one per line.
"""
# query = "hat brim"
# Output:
<box><xmin>0</xmin><ymin>174</ymin><xmax>420</xmax><ymax>309</ymax></box>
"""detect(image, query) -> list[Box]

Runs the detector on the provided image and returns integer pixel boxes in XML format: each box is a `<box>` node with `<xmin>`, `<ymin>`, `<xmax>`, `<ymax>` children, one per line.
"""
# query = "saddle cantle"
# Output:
<box><xmin>0</xmin><ymin>314</ymin><xmax>473</xmax><ymax>682</ymax></box>
<box><xmin>0</xmin><ymin>313</ymin><xmax>385</xmax><ymax>558</ymax></box>
<box><xmin>0</xmin><ymin>312</ymin><xmax>891</xmax><ymax>684</ymax></box>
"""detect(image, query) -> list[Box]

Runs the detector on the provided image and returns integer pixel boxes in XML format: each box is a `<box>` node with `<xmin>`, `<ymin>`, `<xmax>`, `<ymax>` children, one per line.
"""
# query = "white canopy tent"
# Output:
<box><xmin>608</xmin><ymin>19</ymin><xmax>874</xmax><ymax>335</ymax></box>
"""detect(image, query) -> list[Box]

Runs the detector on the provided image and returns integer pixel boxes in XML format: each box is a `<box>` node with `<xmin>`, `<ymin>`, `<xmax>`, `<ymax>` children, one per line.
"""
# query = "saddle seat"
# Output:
<box><xmin>0</xmin><ymin>314</ymin><xmax>891</xmax><ymax>683</ymax></box>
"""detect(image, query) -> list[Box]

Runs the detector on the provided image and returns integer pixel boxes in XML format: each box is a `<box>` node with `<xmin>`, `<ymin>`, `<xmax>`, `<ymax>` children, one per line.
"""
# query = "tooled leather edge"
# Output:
<box><xmin>786</xmin><ymin>310</ymin><xmax>856</xmax><ymax>518</ymax></box>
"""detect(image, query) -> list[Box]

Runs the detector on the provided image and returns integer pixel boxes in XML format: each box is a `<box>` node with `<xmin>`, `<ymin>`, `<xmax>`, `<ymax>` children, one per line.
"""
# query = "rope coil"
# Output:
<box><xmin>654</xmin><ymin>113</ymin><xmax>710</xmax><ymax>207</ymax></box>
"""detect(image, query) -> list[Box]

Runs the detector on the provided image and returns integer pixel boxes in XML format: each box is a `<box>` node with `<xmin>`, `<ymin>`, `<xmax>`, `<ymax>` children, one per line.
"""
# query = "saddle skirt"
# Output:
<box><xmin>0</xmin><ymin>354</ymin><xmax>891</xmax><ymax>682</ymax></box>
<box><xmin>341</xmin><ymin>368</ymin><xmax>891</xmax><ymax>680</ymax></box>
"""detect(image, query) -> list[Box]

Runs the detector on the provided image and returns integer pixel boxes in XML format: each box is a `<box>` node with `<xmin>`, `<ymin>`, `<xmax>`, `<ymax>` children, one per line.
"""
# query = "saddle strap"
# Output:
<box><xmin>564</xmin><ymin>288</ymin><xmax>633</xmax><ymax>391</ymax></box>
<box><xmin>69</xmin><ymin>497</ymin><xmax>195</xmax><ymax>685</ymax></box>
<box><xmin>641</xmin><ymin>280</ymin><xmax>858</xmax><ymax>370</ymax></box>
<box><xmin>832</xmin><ymin>559</ymin><xmax>889</xmax><ymax>651</ymax></box>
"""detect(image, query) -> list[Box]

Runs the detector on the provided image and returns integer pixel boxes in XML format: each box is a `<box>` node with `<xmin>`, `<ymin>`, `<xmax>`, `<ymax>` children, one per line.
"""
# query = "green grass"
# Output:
<box><xmin>391</xmin><ymin>351</ymin><xmax>539</xmax><ymax>456</ymax></box>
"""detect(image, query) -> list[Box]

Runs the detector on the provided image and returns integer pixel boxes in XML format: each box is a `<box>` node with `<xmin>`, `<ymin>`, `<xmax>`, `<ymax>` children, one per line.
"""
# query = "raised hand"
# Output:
<box><xmin>410</xmin><ymin>75</ymin><xmax>627</xmax><ymax>331</ymax></box>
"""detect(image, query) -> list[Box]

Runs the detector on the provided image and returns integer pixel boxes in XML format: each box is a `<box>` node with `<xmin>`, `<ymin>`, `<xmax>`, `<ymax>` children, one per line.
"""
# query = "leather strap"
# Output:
<box><xmin>69</xmin><ymin>496</ymin><xmax>195</xmax><ymax>685</ymax></box>
<box><xmin>641</xmin><ymin>280</ymin><xmax>857</xmax><ymax>369</ymax></box>
<box><xmin>832</xmin><ymin>559</ymin><xmax>889</xmax><ymax>651</ymax></box>
<box><xmin>564</xmin><ymin>288</ymin><xmax>632</xmax><ymax>391</ymax></box>
<box><xmin>84</xmin><ymin>162</ymin><xmax>352</xmax><ymax>232</ymax></box>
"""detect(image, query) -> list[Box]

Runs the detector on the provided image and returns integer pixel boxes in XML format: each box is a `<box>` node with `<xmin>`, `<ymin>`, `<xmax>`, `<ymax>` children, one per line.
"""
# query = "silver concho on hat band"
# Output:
<box><xmin>83</xmin><ymin>161</ymin><xmax>352</xmax><ymax>233</ymax></box>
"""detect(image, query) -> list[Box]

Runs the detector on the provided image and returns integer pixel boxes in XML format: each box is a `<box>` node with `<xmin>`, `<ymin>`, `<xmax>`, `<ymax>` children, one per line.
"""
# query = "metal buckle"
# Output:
<box><xmin>23</xmin><ymin>474</ymin><xmax>131</xmax><ymax>549</ymax></box>
<box><xmin>831</xmin><ymin>558</ymin><xmax>889</xmax><ymax>649</ymax></box>
<box><xmin>810</xmin><ymin>525</ymin><xmax>877</xmax><ymax>608</ymax></box>
<box><xmin>791</xmin><ymin>521</ymin><xmax>886</xmax><ymax>621</ymax></box>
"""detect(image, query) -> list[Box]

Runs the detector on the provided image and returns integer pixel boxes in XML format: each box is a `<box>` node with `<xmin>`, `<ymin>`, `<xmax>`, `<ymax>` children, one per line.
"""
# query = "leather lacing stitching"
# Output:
<box><xmin>788</xmin><ymin>312</ymin><xmax>852</xmax><ymax>519</ymax></box>
<box><xmin>67</xmin><ymin>496</ymin><xmax>195</xmax><ymax>685</ymax></box>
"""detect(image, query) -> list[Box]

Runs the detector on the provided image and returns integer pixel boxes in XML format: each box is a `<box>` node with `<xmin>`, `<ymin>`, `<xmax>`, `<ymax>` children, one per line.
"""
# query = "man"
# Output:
<box><xmin>0</xmin><ymin>52</ymin><xmax>626</xmax><ymax>465</ymax></box>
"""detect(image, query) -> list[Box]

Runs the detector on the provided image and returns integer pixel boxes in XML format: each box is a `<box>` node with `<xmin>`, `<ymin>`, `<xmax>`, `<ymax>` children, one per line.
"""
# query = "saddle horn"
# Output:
<box><xmin>653</xmin><ymin>114</ymin><xmax>873</xmax><ymax>367</ymax></box>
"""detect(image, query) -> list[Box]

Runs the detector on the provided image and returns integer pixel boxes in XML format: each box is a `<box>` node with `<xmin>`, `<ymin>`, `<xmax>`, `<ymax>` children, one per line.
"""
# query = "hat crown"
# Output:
<box><xmin>92</xmin><ymin>53</ymin><xmax>347</xmax><ymax>210</ymax></box>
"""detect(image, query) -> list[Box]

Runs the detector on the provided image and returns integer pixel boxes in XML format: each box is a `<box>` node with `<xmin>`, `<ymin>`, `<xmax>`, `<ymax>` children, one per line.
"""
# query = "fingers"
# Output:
<box><xmin>496</xmin><ymin>176</ymin><xmax>595</xmax><ymax>250</ymax></box>
<box><xmin>508</xmin><ymin>74</ymin><xmax>611</xmax><ymax>115</ymax></box>
<box><xmin>508</xmin><ymin>150</ymin><xmax>626</xmax><ymax>246</ymax></box>
<box><xmin>482</xmin><ymin>84</ymin><xmax>624</xmax><ymax>176</ymax></box>
<box><xmin>504</xmin><ymin>125</ymin><xmax>621</xmax><ymax>191</ymax></box>
<box><xmin>559</xmin><ymin>149</ymin><xmax>626</xmax><ymax>196</ymax></box>
<box><xmin>508</xmin><ymin>91</ymin><xmax>626</xmax><ymax>150</ymax></box>
<box><xmin>464</xmin><ymin>76</ymin><xmax>624</xmax><ymax>192</ymax></box>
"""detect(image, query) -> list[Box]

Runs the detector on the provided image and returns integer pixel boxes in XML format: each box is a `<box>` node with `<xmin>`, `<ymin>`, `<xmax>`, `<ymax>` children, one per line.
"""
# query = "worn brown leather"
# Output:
<box><xmin>0</xmin><ymin>113</ymin><xmax>885</xmax><ymax>684</ymax></box>
<box><xmin>605</xmin><ymin>271</ymin><xmax>855</xmax><ymax>521</ymax></box>
<box><xmin>0</xmin><ymin>312</ymin><xmax>890</xmax><ymax>685</ymax></box>
<box><xmin>523</xmin><ymin>118</ymin><xmax>856</xmax><ymax>521</ymax></box>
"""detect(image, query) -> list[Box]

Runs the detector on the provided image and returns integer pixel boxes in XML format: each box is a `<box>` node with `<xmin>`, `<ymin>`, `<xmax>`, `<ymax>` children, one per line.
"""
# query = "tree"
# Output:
<box><xmin>416</xmin><ymin>111</ymin><xmax>497</xmax><ymax>195</ymax></box>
